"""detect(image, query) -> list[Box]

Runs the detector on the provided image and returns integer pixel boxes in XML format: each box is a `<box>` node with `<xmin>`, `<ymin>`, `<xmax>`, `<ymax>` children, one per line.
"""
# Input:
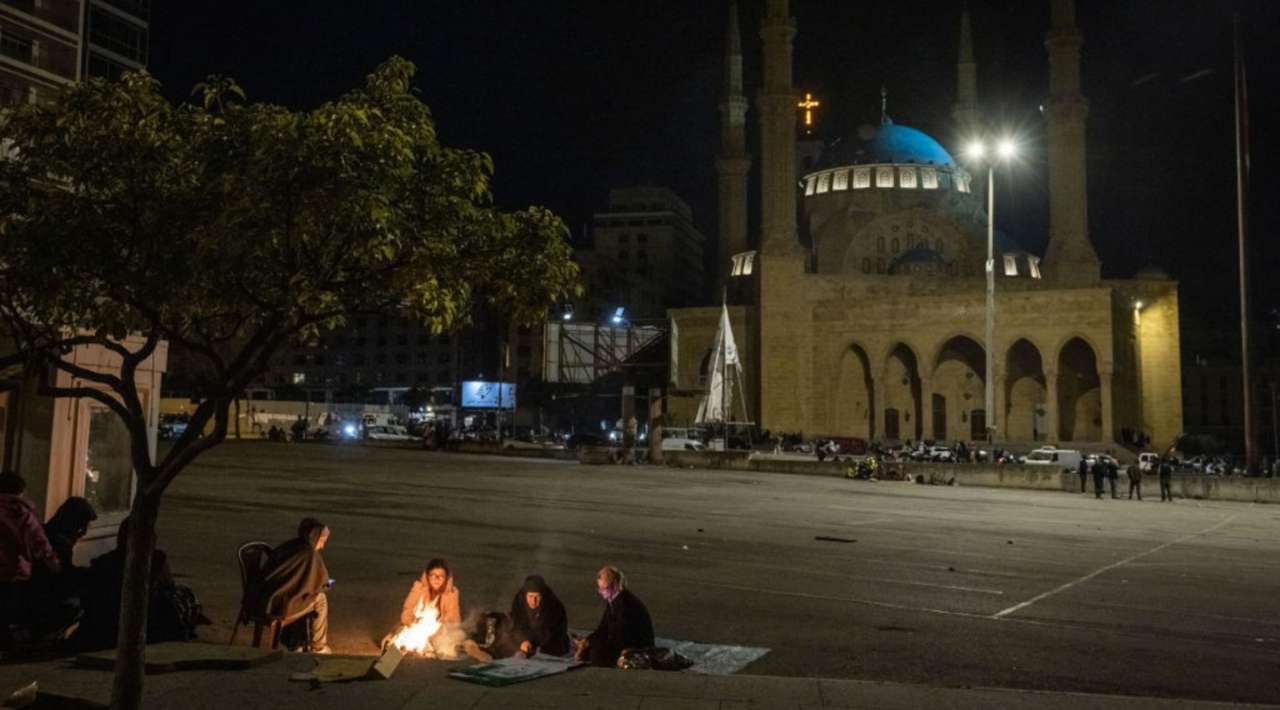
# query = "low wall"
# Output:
<box><xmin>658</xmin><ymin>451</ymin><xmax>1280</xmax><ymax>503</ymax></box>
<box><xmin>453</xmin><ymin>441</ymin><xmax>577</xmax><ymax>461</ymax></box>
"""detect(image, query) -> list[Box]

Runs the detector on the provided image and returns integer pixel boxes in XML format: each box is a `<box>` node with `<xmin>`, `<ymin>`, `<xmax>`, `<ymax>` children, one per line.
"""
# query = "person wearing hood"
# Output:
<box><xmin>575</xmin><ymin>565</ymin><xmax>654</xmax><ymax>668</ymax></box>
<box><xmin>259</xmin><ymin>517</ymin><xmax>331</xmax><ymax>653</ymax></box>
<box><xmin>502</xmin><ymin>574</ymin><xmax>570</xmax><ymax>658</ymax></box>
<box><xmin>29</xmin><ymin>497</ymin><xmax>97</xmax><ymax>632</ymax></box>
<box><xmin>398</xmin><ymin>557</ymin><xmax>464</xmax><ymax>658</ymax></box>
<box><xmin>0</xmin><ymin>471</ymin><xmax>60</xmax><ymax>625</ymax></box>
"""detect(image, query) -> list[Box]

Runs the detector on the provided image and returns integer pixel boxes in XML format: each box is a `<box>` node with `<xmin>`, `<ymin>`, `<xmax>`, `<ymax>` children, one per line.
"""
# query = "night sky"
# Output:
<box><xmin>150</xmin><ymin>1</ymin><xmax>1280</xmax><ymax>356</ymax></box>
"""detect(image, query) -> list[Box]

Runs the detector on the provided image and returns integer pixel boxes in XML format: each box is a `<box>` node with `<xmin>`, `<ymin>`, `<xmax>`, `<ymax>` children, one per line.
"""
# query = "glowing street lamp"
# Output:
<box><xmin>966</xmin><ymin>137</ymin><xmax>1019</xmax><ymax>443</ymax></box>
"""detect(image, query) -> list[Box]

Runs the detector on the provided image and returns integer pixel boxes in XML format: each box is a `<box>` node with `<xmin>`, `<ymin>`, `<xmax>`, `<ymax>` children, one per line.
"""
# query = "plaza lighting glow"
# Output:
<box><xmin>997</xmin><ymin>139</ymin><xmax>1018</xmax><ymax>159</ymax></box>
<box><xmin>966</xmin><ymin>142</ymin><xmax>986</xmax><ymax>160</ymax></box>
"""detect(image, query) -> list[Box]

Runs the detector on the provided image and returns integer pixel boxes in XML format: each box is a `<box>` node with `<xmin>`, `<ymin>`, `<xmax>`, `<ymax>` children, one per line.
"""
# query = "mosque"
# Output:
<box><xmin>667</xmin><ymin>0</ymin><xmax>1183</xmax><ymax>451</ymax></box>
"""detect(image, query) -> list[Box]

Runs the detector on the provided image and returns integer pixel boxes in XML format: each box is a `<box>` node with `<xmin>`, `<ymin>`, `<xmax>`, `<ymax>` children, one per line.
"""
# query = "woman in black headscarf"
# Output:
<box><xmin>501</xmin><ymin>574</ymin><xmax>569</xmax><ymax>657</ymax></box>
<box><xmin>29</xmin><ymin>497</ymin><xmax>97</xmax><ymax>632</ymax></box>
<box><xmin>43</xmin><ymin>497</ymin><xmax>97</xmax><ymax>571</ymax></box>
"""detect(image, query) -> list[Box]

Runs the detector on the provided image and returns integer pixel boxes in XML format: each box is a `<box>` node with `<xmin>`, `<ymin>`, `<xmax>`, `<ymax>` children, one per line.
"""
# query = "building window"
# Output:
<box><xmin>876</xmin><ymin>236</ymin><xmax>885</xmax><ymax>254</ymax></box>
<box><xmin>877</xmin><ymin>258</ymin><xmax>886</xmax><ymax>274</ymax></box>
<box><xmin>1003</xmin><ymin>255</ymin><xmax>1018</xmax><ymax>276</ymax></box>
<box><xmin>898</xmin><ymin>167</ymin><xmax>917</xmax><ymax>189</ymax></box>
<box><xmin>853</xmin><ymin>168</ymin><xmax>871</xmax><ymax>189</ymax></box>
<box><xmin>88</xmin><ymin>8</ymin><xmax>147</xmax><ymax>64</ymax></box>
<box><xmin>832</xmin><ymin>169</ymin><xmax>850</xmax><ymax>191</ymax></box>
<box><xmin>0</xmin><ymin>32</ymin><xmax>34</xmax><ymax>64</ymax></box>
<box><xmin>804</xmin><ymin>176</ymin><xmax>817</xmax><ymax>196</ymax></box>
<box><xmin>816</xmin><ymin>172</ymin><xmax>831</xmax><ymax>194</ymax></box>
<box><xmin>921</xmin><ymin>167</ymin><xmax>938</xmax><ymax>189</ymax></box>
<box><xmin>890</xmin><ymin>238</ymin><xmax>899</xmax><ymax>253</ymax></box>
<box><xmin>292</xmin><ymin>372</ymin><xmax>306</xmax><ymax>385</ymax></box>
<box><xmin>876</xmin><ymin>167</ymin><xmax>895</xmax><ymax>188</ymax></box>
<box><xmin>957</xmin><ymin>173</ymin><xmax>971</xmax><ymax>193</ymax></box>
<box><xmin>637</xmin><ymin>234</ymin><xmax>648</xmax><ymax>244</ymax></box>
<box><xmin>1028</xmin><ymin>256</ymin><xmax>1042</xmax><ymax>279</ymax></box>
<box><xmin>83</xmin><ymin>404</ymin><xmax>134</xmax><ymax>515</ymax></box>
<box><xmin>861</xmin><ymin>258</ymin><xmax>872</xmax><ymax>274</ymax></box>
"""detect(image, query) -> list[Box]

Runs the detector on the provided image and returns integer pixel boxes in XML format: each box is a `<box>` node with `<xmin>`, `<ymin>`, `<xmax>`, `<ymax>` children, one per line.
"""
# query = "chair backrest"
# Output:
<box><xmin>236</xmin><ymin>541</ymin><xmax>273</xmax><ymax>616</ymax></box>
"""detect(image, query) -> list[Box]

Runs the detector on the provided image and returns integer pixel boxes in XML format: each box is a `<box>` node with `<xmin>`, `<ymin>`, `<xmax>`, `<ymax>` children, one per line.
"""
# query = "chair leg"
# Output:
<box><xmin>304</xmin><ymin>614</ymin><xmax>314</xmax><ymax>652</ymax></box>
<box><xmin>251</xmin><ymin>621</ymin><xmax>264</xmax><ymax>649</ymax></box>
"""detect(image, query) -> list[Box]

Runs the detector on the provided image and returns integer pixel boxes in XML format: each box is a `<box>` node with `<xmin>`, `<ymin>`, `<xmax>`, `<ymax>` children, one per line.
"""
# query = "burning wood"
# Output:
<box><xmin>386</xmin><ymin>598</ymin><xmax>442</xmax><ymax>657</ymax></box>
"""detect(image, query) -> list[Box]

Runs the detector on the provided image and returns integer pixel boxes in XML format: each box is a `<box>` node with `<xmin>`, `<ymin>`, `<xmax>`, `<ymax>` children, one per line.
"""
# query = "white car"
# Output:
<box><xmin>927</xmin><ymin>446</ymin><xmax>956</xmax><ymax>462</ymax></box>
<box><xmin>365</xmin><ymin>425</ymin><xmax>414</xmax><ymax>441</ymax></box>
<box><xmin>1023</xmin><ymin>447</ymin><xmax>1083</xmax><ymax>471</ymax></box>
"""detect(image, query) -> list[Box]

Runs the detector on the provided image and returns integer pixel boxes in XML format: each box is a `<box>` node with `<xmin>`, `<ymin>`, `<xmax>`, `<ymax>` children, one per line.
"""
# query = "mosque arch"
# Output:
<box><xmin>1004</xmin><ymin>338</ymin><xmax>1047</xmax><ymax>442</ymax></box>
<box><xmin>831</xmin><ymin>343</ymin><xmax>875</xmax><ymax>439</ymax></box>
<box><xmin>1056</xmin><ymin>337</ymin><xmax>1102</xmax><ymax>442</ymax></box>
<box><xmin>883</xmin><ymin>342</ymin><xmax>922</xmax><ymax>442</ymax></box>
<box><xmin>929</xmin><ymin>335</ymin><xmax>985</xmax><ymax>441</ymax></box>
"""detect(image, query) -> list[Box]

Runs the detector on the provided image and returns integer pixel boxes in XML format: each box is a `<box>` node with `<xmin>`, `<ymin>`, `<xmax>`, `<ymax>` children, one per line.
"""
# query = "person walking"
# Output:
<box><xmin>1159</xmin><ymin>458</ymin><xmax>1174</xmax><ymax>502</ymax></box>
<box><xmin>1106</xmin><ymin>459</ymin><xmax>1119</xmax><ymax>499</ymax></box>
<box><xmin>1077</xmin><ymin>458</ymin><xmax>1089</xmax><ymax>493</ymax></box>
<box><xmin>1091</xmin><ymin>457</ymin><xmax>1106</xmax><ymax>499</ymax></box>
<box><xmin>1126</xmin><ymin>460</ymin><xmax>1143</xmax><ymax>500</ymax></box>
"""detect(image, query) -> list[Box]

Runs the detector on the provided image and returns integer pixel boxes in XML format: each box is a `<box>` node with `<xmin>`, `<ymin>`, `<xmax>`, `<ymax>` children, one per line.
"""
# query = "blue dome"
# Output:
<box><xmin>862</xmin><ymin>124</ymin><xmax>955</xmax><ymax>166</ymax></box>
<box><xmin>816</xmin><ymin>123</ymin><xmax>957</xmax><ymax>169</ymax></box>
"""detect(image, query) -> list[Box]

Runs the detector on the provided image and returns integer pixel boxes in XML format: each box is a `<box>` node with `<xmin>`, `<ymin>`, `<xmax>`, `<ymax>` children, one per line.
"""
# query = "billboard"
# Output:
<box><xmin>461</xmin><ymin>381</ymin><xmax>516</xmax><ymax>409</ymax></box>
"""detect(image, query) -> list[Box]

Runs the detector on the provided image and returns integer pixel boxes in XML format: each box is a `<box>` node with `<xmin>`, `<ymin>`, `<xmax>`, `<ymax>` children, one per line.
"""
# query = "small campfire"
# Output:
<box><xmin>386</xmin><ymin>598</ymin><xmax>441</xmax><ymax>657</ymax></box>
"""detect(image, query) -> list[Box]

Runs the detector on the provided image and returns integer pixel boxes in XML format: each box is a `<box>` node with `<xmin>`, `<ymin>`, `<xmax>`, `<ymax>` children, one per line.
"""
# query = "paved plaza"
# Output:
<box><xmin>149</xmin><ymin>442</ymin><xmax>1279</xmax><ymax>705</ymax></box>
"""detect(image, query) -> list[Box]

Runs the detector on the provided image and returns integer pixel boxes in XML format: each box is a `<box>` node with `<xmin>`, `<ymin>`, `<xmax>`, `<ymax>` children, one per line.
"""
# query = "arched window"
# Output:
<box><xmin>877</xmin><ymin>258</ymin><xmax>886</xmax><ymax>274</ymax></box>
<box><xmin>891</xmin><ymin>238</ymin><xmax>900</xmax><ymax>253</ymax></box>
<box><xmin>876</xmin><ymin>236</ymin><xmax>885</xmax><ymax>254</ymax></box>
<box><xmin>862</xmin><ymin>258</ymin><xmax>872</xmax><ymax>274</ymax></box>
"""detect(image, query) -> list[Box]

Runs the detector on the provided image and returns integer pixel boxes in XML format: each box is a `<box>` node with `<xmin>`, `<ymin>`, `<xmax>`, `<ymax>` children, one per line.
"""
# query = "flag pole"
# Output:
<box><xmin>1233</xmin><ymin>13</ymin><xmax>1257</xmax><ymax>474</ymax></box>
<box><xmin>721</xmin><ymin>287</ymin><xmax>728</xmax><ymax>451</ymax></box>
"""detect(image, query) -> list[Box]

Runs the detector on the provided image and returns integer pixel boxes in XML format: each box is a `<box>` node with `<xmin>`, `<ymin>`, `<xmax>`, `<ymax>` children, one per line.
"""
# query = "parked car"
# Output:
<box><xmin>927</xmin><ymin>445</ymin><xmax>956</xmax><ymax>462</ymax></box>
<box><xmin>365</xmin><ymin>425</ymin><xmax>414</xmax><ymax>441</ymax></box>
<box><xmin>159</xmin><ymin>414</ymin><xmax>189</xmax><ymax>440</ymax></box>
<box><xmin>1023</xmin><ymin>446</ymin><xmax>1083</xmax><ymax>472</ymax></box>
<box><xmin>1138</xmin><ymin>452</ymin><xmax>1160</xmax><ymax>472</ymax></box>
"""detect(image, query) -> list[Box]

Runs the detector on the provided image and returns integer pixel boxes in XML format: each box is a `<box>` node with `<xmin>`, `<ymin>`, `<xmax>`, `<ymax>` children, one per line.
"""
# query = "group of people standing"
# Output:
<box><xmin>1078</xmin><ymin>456</ymin><xmax>1175</xmax><ymax>501</ymax></box>
<box><xmin>257</xmin><ymin>518</ymin><xmax>655</xmax><ymax>667</ymax></box>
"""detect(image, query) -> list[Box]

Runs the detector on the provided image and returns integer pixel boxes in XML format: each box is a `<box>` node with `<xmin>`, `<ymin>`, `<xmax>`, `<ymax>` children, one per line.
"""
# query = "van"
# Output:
<box><xmin>1023</xmin><ymin>447</ymin><xmax>1083</xmax><ymax>472</ymax></box>
<box><xmin>1138</xmin><ymin>452</ymin><xmax>1159</xmax><ymax>472</ymax></box>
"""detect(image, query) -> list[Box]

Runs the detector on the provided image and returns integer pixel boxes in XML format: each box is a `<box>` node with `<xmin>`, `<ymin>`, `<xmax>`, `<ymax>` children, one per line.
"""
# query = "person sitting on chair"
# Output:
<box><xmin>259</xmin><ymin>518</ymin><xmax>331</xmax><ymax>653</ymax></box>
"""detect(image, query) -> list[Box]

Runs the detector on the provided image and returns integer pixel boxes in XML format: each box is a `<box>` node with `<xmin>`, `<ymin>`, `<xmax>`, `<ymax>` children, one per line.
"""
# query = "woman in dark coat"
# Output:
<box><xmin>503</xmin><ymin>575</ymin><xmax>569</xmax><ymax>657</ymax></box>
<box><xmin>575</xmin><ymin>566</ymin><xmax>654</xmax><ymax>668</ymax></box>
<box><xmin>30</xmin><ymin>497</ymin><xmax>96</xmax><ymax>632</ymax></box>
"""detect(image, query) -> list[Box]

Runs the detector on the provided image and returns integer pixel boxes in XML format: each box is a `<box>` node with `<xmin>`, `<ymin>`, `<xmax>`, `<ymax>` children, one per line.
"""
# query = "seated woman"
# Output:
<box><xmin>575</xmin><ymin>566</ymin><xmax>654</xmax><ymax>668</ymax></box>
<box><xmin>492</xmin><ymin>575</ymin><xmax>569</xmax><ymax>658</ymax></box>
<box><xmin>397</xmin><ymin>558</ymin><xmax>464</xmax><ymax>658</ymax></box>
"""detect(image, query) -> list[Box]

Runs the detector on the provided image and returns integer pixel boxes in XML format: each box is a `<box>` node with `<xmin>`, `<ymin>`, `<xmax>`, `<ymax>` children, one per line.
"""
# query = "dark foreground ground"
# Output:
<box><xmin>157</xmin><ymin>442</ymin><xmax>1280</xmax><ymax>704</ymax></box>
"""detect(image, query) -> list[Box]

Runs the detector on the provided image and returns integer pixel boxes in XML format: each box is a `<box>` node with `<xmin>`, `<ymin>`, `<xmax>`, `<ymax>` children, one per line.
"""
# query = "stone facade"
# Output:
<box><xmin>677</xmin><ymin>0</ymin><xmax>1184</xmax><ymax>452</ymax></box>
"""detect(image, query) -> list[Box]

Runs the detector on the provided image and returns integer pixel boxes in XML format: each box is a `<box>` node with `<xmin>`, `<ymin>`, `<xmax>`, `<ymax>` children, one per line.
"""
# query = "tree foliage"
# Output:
<box><xmin>0</xmin><ymin>57</ymin><xmax>578</xmax><ymax>709</ymax></box>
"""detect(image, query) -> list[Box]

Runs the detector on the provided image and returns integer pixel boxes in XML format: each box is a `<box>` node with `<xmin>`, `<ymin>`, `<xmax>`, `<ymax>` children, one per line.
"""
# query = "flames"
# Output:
<box><xmin>389</xmin><ymin>599</ymin><xmax>441</xmax><ymax>656</ymax></box>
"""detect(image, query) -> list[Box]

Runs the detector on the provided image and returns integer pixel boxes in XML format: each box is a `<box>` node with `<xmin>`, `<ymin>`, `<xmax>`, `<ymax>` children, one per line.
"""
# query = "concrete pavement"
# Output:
<box><xmin>2</xmin><ymin>650</ymin><xmax>1278</xmax><ymax>709</ymax></box>
<box><xmin>117</xmin><ymin>442</ymin><xmax>1280</xmax><ymax>705</ymax></box>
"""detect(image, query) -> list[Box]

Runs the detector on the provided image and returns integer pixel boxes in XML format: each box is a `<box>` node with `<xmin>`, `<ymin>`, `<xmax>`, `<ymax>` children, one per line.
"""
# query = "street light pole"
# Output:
<box><xmin>984</xmin><ymin>165</ymin><xmax>996</xmax><ymax>445</ymax></box>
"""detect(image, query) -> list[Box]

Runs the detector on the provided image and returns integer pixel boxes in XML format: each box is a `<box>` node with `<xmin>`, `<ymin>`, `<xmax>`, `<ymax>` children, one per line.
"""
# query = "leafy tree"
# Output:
<box><xmin>0</xmin><ymin>58</ymin><xmax>578</xmax><ymax>709</ymax></box>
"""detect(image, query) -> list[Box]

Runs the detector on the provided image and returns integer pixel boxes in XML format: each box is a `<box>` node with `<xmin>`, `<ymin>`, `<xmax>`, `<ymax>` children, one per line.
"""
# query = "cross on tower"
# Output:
<box><xmin>797</xmin><ymin>92</ymin><xmax>821</xmax><ymax>133</ymax></box>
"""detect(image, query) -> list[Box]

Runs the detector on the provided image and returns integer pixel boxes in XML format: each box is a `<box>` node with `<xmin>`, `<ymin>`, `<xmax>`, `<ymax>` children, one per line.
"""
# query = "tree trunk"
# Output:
<box><xmin>234</xmin><ymin>398</ymin><xmax>241</xmax><ymax>440</ymax></box>
<box><xmin>110</xmin><ymin>492</ymin><xmax>159</xmax><ymax>710</ymax></box>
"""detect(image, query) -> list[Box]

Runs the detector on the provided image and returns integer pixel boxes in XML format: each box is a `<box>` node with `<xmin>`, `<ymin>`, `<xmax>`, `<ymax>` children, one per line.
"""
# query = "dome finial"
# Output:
<box><xmin>880</xmin><ymin>85</ymin><xmax>892</xmax><ymax>126</ymax></box>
